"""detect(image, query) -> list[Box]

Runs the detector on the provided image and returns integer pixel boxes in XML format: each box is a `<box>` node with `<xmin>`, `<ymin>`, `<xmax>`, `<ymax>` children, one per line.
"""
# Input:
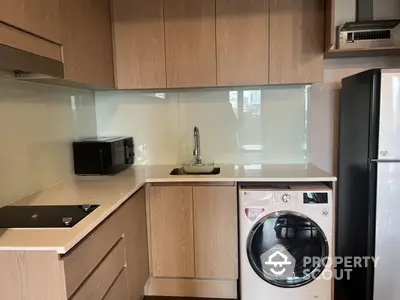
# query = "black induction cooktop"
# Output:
<box><xmin>0</xmin><ymin>205</ymin><xmax>99</xmax><ymax>228</ymax></box>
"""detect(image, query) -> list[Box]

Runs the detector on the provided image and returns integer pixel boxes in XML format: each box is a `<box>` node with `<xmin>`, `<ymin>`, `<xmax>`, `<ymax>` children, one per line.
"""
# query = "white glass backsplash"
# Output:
<box><xmin>95</xmin><ymin>86</ymin><xmax>309</xmax><ymax>165</ymax></box>
<box><xmin>0</xmin><ymin>78</ymin><xmax>97</xmax><ymax>206</ymax></box>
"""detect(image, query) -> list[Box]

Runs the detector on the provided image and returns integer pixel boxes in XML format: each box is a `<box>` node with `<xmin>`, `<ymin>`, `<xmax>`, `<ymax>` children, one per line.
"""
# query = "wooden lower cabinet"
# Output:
<box><xmin>147</xmin><ymin>184</ymin><xmax>238</xmax><ymax>299</ymax></box>
<box><xmin>149</xmin><ymin>185</ymin><xmax>194</xmax><ymax>278</ymax></box>
<box><xmin>69</xmin><ymin>239</ymin><xmax>126</xmax><ymax>300</ymax></box>
<box><xmin>103</xmin><ymin>269</ymin><xmax>129</xmax><ymax>300</ymax></box>
<box><xmin>193</xmin><ymin>186</ymin><xmax>238</xmax><ymax>279</ymax></box>
<box><xmin>124</xmin><ymin>187</ymin><xmax>150</xmax><ymax>300</ymax></box>
<box><xmin>0</xmin><ymin>187</ymin><xmax>148</xmax><ymax>300</ymax></box>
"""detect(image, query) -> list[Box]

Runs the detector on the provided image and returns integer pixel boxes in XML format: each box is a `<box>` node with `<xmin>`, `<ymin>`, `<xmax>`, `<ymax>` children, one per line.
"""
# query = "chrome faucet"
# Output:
<box><xmin>193</xmin><ymin>126</ymin><xmax>202</xmax><ymax>164</ymax></box>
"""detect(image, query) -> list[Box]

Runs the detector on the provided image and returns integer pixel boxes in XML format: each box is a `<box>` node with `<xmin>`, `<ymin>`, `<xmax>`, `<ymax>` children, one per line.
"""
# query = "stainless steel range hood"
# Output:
<box><xmin>334</xmin><ymin>0</ymin><xmax>400</xmax><ymax>51</ymax></box>
<box><xmin>0</xmin><ymin>44</ymin><xmax>64</xmax><ymax>79</ymax></box>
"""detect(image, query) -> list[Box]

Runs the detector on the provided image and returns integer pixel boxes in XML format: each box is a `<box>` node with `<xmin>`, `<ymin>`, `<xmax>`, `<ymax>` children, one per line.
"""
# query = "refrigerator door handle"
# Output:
<box><xmin>370</xmin><ymin>159</ymin><xmax>400</xmax><ymax>163</ymax></box>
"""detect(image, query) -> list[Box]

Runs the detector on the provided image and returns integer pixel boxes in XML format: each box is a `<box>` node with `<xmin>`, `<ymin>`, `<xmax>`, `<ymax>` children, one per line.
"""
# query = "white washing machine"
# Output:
<box><xmin>239</xmin><ymin>184</ymin><xmax>333</xmax><ymax>300</ymax></box>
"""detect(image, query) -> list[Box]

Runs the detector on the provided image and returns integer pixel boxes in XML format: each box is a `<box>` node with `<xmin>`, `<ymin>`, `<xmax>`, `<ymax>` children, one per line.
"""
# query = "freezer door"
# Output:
<box><xmin>374</xmin><ymin>162</ymin><xmax>400</xmax><ymax>299</ymax></box>
<box><xmin>378</xmin><ymin>71</ymin><xmax>400</xmax><ymax>160</ymax></box>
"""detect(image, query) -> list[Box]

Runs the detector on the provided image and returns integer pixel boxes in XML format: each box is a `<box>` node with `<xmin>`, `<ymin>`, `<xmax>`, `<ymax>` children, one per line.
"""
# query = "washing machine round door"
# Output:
<box><xmin>246</xmin><ymin>211</ymin><xmax>329</xmax><ymax>288</ymax></box>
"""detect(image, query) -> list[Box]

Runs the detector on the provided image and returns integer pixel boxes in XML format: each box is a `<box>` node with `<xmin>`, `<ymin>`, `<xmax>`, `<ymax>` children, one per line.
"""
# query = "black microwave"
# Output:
<box><xmin>73</xmin><ymin>137</ymin><xmax>134</xmax><ymax>175</ymax></box>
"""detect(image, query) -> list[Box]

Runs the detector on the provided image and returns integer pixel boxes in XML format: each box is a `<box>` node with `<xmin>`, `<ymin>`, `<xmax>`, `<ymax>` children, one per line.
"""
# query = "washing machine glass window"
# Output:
<box><xmin>246</xmin><ymin>211</ymin><xmax>329</xmax><ymax>288</ymax></box>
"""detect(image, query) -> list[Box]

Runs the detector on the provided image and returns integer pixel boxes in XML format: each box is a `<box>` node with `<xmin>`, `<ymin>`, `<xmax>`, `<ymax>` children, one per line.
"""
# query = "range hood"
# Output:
<box><xmin>0</xmin><ymin>44</ymin><xmax>64</xmax><ymax>79</ymax></box>
<box><xmin>336</xmin><ymin>0</ymin><xmax>400</xmax><ymax>50</ymax></box>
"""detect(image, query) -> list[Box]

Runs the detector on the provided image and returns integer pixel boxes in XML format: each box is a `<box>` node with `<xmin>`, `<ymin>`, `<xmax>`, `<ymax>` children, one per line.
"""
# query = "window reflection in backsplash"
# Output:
<box><xmin>95</xmin><ymin>85</ymin><xmax>310</xmax><ymax>165</ymax></box>
<box><xmin>216</xmin><ymin>87</ymin><xmax>308</xmax><ymax>164</ymax></box>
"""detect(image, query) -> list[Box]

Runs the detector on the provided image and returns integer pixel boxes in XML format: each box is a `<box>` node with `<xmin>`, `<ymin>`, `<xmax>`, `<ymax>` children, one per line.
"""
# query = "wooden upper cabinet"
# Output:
<box><xmin>60</xmin><ymin>0</ymin><xmax>115</xmax><ymax>88</ymax></box>
<box><xmin>149</xmin><ymin>186</ymin><xmax>194</xmax><ymax>278</ymax></box>
<box><xmin>112</xmin><ymin>0</ymin><xmax>166</xmax><ymax>89</ymax></box>
<box><xmin>216</xmin><ymin>0</ymin><xmax>269</xmax><ymax>86</ymax></box>
<box><xmin>0</xmin><ymin>23</ymin><xmax>62</xmax><ymax>62</ymax></box>
<box><xmin>325</xmin><ymin>0</ymin><xmax>335</xmax><ymax>51</ymax></box>
<box><xmin>269</xmin><ymin>0</ymin><xmax>324</xmax><ymax>84</ymax></box>
<box><xmin>193</xmin><ymin>186</ymin><xmax>238</xmax><ymax>279</ymax></box>
<box><xmin>164</xmin><ymin>0</ymin><xmax>217</xmax><ymax>88</ymax></box>
<box><xmin>0</xmin><ymin>0</ymin><xmax>61</xmax><ymax>43</ymax></box>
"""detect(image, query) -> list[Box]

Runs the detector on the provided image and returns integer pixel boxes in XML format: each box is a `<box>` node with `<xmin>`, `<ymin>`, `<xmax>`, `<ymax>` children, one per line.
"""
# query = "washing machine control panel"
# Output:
<box><xmin>277</xmin><ymin>192</ymin><xmax>329</xmax><ymax>205</ymax></box>
<box><xmin>274</xmin><ymin>191</ymin><xmax>331</xmax><ymax>206</ymax></box>
<box><xmin>303</xmin><ymin>192</ymin><xmax>329</xmax><ymax>204</ymax></box>
<box><xmin>240</xmin><ymin>188</ymin><xmax>332</xmax><ymax>208</ymax></box>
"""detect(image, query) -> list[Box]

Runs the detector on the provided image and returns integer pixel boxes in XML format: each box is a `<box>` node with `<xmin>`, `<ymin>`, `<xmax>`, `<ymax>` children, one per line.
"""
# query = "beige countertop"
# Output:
<box><xmin>143</xmin><ymin>163</ymin><xmax>336</xmax><ymax>182</ymax></box>
<box><xmin>0</xmin><ymin>163</ymin><xmax>335</xmax><ymax>254</ymax></box>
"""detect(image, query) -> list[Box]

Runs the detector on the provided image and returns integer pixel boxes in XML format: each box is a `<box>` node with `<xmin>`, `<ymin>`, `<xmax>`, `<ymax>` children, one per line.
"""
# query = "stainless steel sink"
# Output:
<box><xmin>171</xmin><ymin>126</ymin><xmax>220</xmax><ymax>175</ymax></box>
<box><xmin>170</xmin><ymin>167</ymin><xmax>221</xmax><ymax>175</ymax></box>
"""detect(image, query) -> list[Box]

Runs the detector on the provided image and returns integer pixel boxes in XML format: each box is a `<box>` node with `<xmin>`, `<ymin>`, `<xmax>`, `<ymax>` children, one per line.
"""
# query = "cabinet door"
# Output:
<box><xmin>164</xmin><ymin>0</ymin><xmax>216</xmax><ymax>88</ymax></box>
<box><xmin>193</xmin><ymin>186</ymin><xmax>238</xmax><ymax>279</ymax></box>
<box><xmin>149</xmin><ymin>186</ymin><xmax>194</xmax><ymax>277</ymax></box>
<box><xmin>113</xmin><ymin>0</ymin><xmax>166</xmax><ymax>89</ymax></box>
<box><xmin>325</xmin><ymin>0</ymin><xmax>335</xmax><ymax>51</ymax></box>
<box><xmin>121</xmin><ymin>188</ymin><xmax>149</xmax><ymax>300</ymax></box>
<box><xmin>0</xmin><ymin>23</ymin><xmax>62</xmax><ymax>62</ymax></box>
<box><xmin>60</xmin><ymin>0</ymin><xmax>115</xmax><ymax>88</ymax></box>
<box><xmin>216</xmin><ymin>0</ymin><xmax>269</xmax><ymax>86</ymax></box>
<box><xmin>269</xmin><ymin>0</ymin><xmax>324</xmax><ymax>84</ymax></box>
<box><xmin>0</xmin><ymin>0</ymin><xmax>61</xmax><ymax>43</ymax></box>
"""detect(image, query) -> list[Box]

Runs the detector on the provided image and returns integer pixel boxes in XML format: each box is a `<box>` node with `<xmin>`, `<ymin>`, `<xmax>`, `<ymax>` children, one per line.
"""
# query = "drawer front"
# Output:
<box><xmin>70</xmin><ymin>238</ymin><xmax>126</xmax><ymax>300</ymax></box>
<box><xmin>62</xmin><ymin>211</ymin><xmax>124</xmax><ymax>298</ymax></box>
<box><xmin>104</xmin><ymin>268</ymin><xmax>129</xmax><ymax>300</ymax></box>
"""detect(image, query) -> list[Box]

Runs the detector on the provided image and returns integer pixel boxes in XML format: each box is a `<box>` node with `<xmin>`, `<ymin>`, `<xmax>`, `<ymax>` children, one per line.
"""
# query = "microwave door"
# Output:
<box><xmin>124</xmin><ymin>140</ymin><xmax>134</xmax><ymax>164</ymax></box>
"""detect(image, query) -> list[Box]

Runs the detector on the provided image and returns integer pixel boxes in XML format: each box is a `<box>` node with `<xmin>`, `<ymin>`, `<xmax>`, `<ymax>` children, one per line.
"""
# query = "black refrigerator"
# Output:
<box><xmin>336</xmin><ymin>69</ymin><xmax>400</xmax><ymax>300</ymax></box>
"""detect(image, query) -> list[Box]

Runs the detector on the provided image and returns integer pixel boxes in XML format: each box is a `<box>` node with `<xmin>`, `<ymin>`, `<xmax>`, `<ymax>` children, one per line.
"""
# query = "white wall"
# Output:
<box><xmin>96</xmin><ymin>86</ymin><xmax>309</xmax><ymax>165</ymax></box>
<box><xmin>309</xmin><ymin>56</ymin><xmax>400</xmax><ymax>174</ymax></box>
<box><xmin>0</xmin><ymin>78</ymin><xmax>97</xmax><ymax>206</ymax></box>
